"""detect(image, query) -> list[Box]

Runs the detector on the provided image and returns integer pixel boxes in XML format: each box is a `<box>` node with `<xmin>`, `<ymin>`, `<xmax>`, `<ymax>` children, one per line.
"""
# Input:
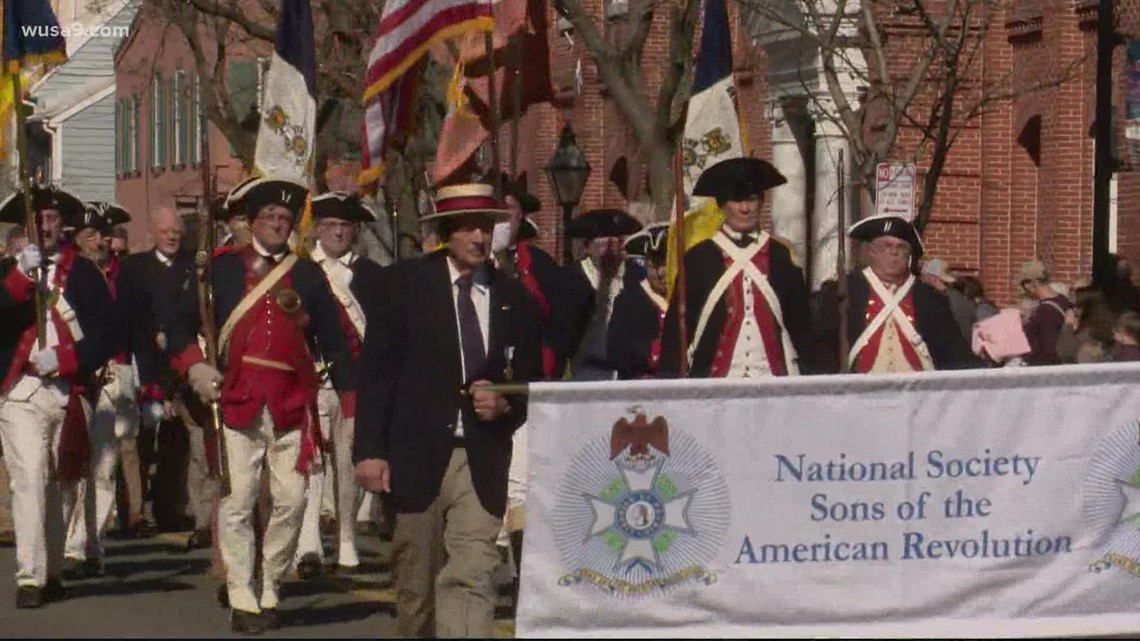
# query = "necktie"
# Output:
<box><xmin>731</xmin><ymin>232</ymin><xmax>756</xmax><ymax>249</ymax></box>
<box><xmin>456</xmin><ymin>274</ymin><xmax>487</xmax><ymax>381</ymax></box>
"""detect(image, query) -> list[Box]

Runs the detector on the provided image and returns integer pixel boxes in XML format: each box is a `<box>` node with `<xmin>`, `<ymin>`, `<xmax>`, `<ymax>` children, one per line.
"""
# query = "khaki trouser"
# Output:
<box><xmin>0</xmin><ymin>377</ymin><xmax>92</xmax><ymax>587</ymax></box>
<box><xmin>63</xmin><ymin>386</ymin><xmax>122</xmax><ymax>561</ymax></box>
<box><xmin>219</xmin><ymin>408</ymin><xmax>306</xmax><ymax>614</ymax></box>
<box><xmin>0</xmin><ymin>457</ymin><xmax>14</xmax><ymax>534</ymax></box>
<box><xmin>296</xmin><ymin>388</ymin><xmax>361</xmax><ymax>568</ymax></box>
<box><xmin>173</xmin><ymin>400</ymin><xmax>218</xmax><ymax>531</ymax></box>
<box><xmin>391</xmin><ymin>448</ymin><xmax>503</xmax><ymax>638</ymax></box>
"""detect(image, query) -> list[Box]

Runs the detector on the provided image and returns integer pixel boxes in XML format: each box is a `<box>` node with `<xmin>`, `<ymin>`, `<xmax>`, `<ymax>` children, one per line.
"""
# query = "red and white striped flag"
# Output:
<box><xmin>359</xmin><ymin>0</ymin><xmax>493</xmax><ymax>187</ymax></box>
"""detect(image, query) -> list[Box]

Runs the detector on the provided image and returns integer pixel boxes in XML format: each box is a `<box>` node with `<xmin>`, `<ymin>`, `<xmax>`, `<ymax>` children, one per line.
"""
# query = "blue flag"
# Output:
<box><xmin>2</xmin><ymin>0</ymin><xmax>68</xmax><ymax>71</ymax></box>
<box><xmin>274</xmin><ymin>0</ymin><xmax>316</xmax><ymax>97</ymax></box>
<box><xmin>690</xmin><ymin>0</ymin><xmax>733</xmax><ymax>95</ymax></box>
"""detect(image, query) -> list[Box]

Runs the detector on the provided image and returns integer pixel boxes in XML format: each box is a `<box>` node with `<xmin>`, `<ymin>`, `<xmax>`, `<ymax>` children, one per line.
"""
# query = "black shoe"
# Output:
<box><xmin>130</xmin><ymin>519</ymin><xmax>157</xmax><ymax>540</ymax></box>
<box><xmin>296</xmin><ymin>554</ymin><xmax>323</xmax><ymax>581</ymax></box>
<box><xmin>83</xmin><ymin>559</ymin><xmax>105</xmax><ymax>579</ymax></box>
<box><xmin>61</xmin><ymin>558</ymin><xmax>85</xmax><ymax>581</ymax></box>
<box><xmin>43</xmin><ymin>578</ymin><xmax>65</xmax><ymax>602</ymax></box>
<box><xmin>0</xmin><ymin>530</ymin><xmax>14</xmax><ymax>547</ymax></box>
<box><xmin>216</xmin><ymin>585</ymin><xmax>229</xmax><ymax>609</ymax></box>
<box><xmin>230</xmin><ymin>609</ymin><xmax>264</xmax><ymax>635</ymax></box>
<box><xmin>15</xmin><ymin>586</ymin><xmax>42</xmax><ymax>609</ymax></box>
<box><xmin>259</xmin><ymin>608</ymin><xmax>280</xmax><ymax>631</ymax></box>
<box><xmin>184</xmin><ymin>529</ymin><xmax>211</xmax><ymax>552</ymax></box>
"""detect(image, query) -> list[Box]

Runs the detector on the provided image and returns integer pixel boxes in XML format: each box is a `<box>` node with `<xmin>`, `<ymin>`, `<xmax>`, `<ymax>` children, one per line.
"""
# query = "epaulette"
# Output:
<box><xmin>768</xmin><ymin>233</ymin><xmax>801</xmax><ymax>268</ymax></box>
<box><xmin>213</xmin><ymin>245</ymin><xmax>240</xmax><ymax>259</ymax></box>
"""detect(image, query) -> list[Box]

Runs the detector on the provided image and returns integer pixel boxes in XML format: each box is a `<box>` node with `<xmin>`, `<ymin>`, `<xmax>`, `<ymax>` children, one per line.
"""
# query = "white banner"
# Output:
<box><xmin>682</xmin><ymin>76</ymin><xmax>742</xmax><ymax>197</ymax></box>
<box><xmin>254</xmin><ymin>51</ymin><xmax>316</xmax><ymax>184</ymax></box>
<box><xmin>517</xmin><ymin>365</ymin><xmax>1140</xmax><ymax>637</ymax></box>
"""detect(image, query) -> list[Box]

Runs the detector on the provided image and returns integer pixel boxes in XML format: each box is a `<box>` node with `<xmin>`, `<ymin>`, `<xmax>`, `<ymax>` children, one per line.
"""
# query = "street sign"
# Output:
<box><xmin>875</xmin><ymin>162</ymin><xmax>917</xmax><ymax>221</ymax></box>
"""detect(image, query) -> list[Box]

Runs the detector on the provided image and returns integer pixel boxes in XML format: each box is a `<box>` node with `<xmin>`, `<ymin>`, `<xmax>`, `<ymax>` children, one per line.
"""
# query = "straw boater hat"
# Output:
<box><xmin>421</xmin><ymin>183</ymin><xmax>509</xmax><ymax>222</ymax></box>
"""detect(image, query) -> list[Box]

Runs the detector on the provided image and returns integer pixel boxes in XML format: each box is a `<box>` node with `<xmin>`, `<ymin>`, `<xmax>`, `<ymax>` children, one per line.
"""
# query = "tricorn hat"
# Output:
<box><xmin>70</xmin><ymin>201</ymin><xmax>131</xmax><ymax>234</ymax></box>
<box><xmin>692</xmin><ymin>157</ymin><xmax>787</xmax><ymax>203</ymax></box>
<box><xmin>500</xmin><ymin>174</ymin><xmax>541</xmax><ymax>214</ymax></box>
<box><xmin>311</xmin><ymin>191</ymin><xmax>378</xmax><ymax>223</ymax></box>
<box><xmin>566</xmin><ymin>208</ymin><xmax>643</xmax><ymax>240</ymax></box>
<box><xmin>224</xmin><ymin>176</ymin><xmax>308</xmax><ymax>219</ymax></box>
<box><xmin>421</xmin><ymin>183</ymin><xmax>509</xmax><ymax>222</ymax></box>
<box><xmin>0</xmin><ymin>185</ymin><xmax>86</xmax><ymax>224</ymax></box>
<box><xmin>624</xmin><ymin>221</ymin><xmax>671</xmax><ymax>262</ymax></box>
<box><xmin>847</xmin><ymin>215</ymin><xmax>925</xmax><ymax>259</ymax></box>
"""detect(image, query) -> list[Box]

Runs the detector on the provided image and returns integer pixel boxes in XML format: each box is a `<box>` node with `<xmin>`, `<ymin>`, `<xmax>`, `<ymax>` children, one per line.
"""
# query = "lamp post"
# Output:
<box><xmin>544</xmin><ymin>124</ymin><xmax>591</xmax><ymax>265</ymax></box>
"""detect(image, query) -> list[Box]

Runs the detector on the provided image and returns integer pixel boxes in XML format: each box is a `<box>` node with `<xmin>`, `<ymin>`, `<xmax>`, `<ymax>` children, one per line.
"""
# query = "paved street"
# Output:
<box><xmin>0</xmin><ymin>531</ymin><xmax>516</xmax><ymax>637</ymax></box>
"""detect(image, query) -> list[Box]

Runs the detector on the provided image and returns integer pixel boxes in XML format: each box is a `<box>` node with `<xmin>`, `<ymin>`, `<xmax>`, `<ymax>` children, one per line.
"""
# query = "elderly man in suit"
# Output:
<box><xmin>354</xmin><ymin>182</ymin><xmax>543</xmax><ymax>638</ymax></box>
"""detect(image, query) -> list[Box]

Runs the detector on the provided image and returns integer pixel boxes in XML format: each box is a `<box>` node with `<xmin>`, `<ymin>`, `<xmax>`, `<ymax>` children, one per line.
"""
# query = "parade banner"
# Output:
<box><xmin>516</xmin><ymin>364</ymin><xmax>1140</xmax><ymax>637</ymax></box>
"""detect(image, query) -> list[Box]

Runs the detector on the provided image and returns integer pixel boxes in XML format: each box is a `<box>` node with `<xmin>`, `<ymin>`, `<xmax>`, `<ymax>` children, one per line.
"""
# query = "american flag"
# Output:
<box><xmin>359</xmin><ymin>0</ymin><xmax>493</xmax><ymax>187</ymax></box>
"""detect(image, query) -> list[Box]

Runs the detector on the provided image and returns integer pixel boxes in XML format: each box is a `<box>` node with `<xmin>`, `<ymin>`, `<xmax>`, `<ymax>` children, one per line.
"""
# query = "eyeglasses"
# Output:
<box><xmin>870</xmin><ymin>242</ymin><xmax>912</xmax><ymax>256</ymax></box>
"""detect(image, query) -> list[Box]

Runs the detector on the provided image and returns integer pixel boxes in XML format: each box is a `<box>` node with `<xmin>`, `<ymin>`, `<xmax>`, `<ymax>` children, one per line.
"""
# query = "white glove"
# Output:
<box><xmin>17</xmin><ymin>244</ymin><xmax>42</xmax><ymax>276</ymax></box>
<box><xmin>491</xmin><ymin>222</ymin><xmax>512</xmax><ymax>255</ymax></box>
<box><xmin>142</xmin><ymin>401</ymin><xmax>167</xmax><ymax>425</ymax></box>
<box><xmin>31</xmin><ymin>347</ymin><xmax>58</xmax><ymax>377</ymax></box>
<box><xmin>187</xmin><ymin>362</ymin><xmax>223</xmax><ymax>403</ymax></box>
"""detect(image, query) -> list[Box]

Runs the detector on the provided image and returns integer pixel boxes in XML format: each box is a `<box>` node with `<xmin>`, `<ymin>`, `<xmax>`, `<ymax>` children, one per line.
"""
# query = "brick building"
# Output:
<box><xmin>109</xmin><ymin>0</ymin><xmax>1138</xmax><ymax>305</ymax></box>
<box><xmin>498</xmin><ymin>0</ymin><xmax>1140</xmax><ymax>304</ymax></box>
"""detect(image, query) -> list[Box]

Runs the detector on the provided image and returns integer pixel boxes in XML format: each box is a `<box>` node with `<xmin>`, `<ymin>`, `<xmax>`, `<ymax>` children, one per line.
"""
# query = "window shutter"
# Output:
<box><xmin>187</xmin><ymin>74</ymin><xmax>197</xmax><ymax>166</ymax></box>
<box><xmin>148</xmin><ymin>79</ymin><xmax>155</xmax><ymax>168</ymax></box>
<box><xmin>114</xmin><ymin>99</ymin><xmax>121</xmax><ymax>176</ymax></box>
<box><xmin>228</xmin><ymin>59</ymin><xmax>257</xmax><ymax>158</ymax></box>
<box><xmin>132</xmin><ymin>96</ymin><xmax>140</xmax><ymax>173</ymax></box>
<box><xmin>196</xmin><ymin>75</ymin><xmax>205</xmax><ymax>164</ymax></box>
<box><xmin>155</xmin><ymin>74</ymin><xmax>165</xmax><ymax>168</ymax></box>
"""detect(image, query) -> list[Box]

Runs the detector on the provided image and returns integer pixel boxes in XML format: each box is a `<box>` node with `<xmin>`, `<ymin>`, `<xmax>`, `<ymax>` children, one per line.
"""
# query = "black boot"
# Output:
<box><xmin>259</xmin><ymin>608</ymin><xmax>281</xmax><ymax>631</ymax></box>
<box><xmin>296</xmin><ymin>553</ymin><xmax>323</xmax><ymax>580</ymax></box>
<box><xmin>15</xmin><ymin>586</ymin><xmax>42</xmax><ymax>609</ymax></box>
<box><xmin>184</xmin><ymin>529</ymin><xmax>211</xmax><ymax>552</ymax></box>
<box><xmin>216</xmin><ymin>584</ymin><xmax>229</xmax><ymax>608</ymax></box>
<box><xmin>230</xmin><ymin>609</ymin><xmax>264</xmax><ymax>635</ymax></box>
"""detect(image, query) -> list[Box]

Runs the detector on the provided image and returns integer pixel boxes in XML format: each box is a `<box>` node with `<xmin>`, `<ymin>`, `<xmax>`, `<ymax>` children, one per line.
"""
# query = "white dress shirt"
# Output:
<box><xmin>719</xmin><ymin>227</ymin><xmax>774</xmax><ymax>378</ymax></box>
<box><xmin>154</xmin><ymin>249</ymin><xmax>174</xmax><ymax>267</ymax></box>
<box><xmin>447</xmin><ymin>256</ymin><xmax>491</xmax><ymax>438</ymax></box>
<box><xmin>252</xmin><ymin>238</ymin><xmax>287</xmax><ymax>262</ymax></box>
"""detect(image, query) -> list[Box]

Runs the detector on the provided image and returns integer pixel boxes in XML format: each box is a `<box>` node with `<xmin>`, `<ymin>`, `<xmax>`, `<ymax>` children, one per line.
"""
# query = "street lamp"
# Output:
<box><xmin>544</xmin><ymin>124</ymin><xmax>591</xmax><ymax>265</ymax></box>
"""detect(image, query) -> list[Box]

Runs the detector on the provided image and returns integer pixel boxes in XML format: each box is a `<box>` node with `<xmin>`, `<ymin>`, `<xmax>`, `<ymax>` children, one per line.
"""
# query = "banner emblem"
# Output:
<box><xmin>552</xmin><ymin>411</ymin><xmax>731</xmax><ymax>597</ymax></box>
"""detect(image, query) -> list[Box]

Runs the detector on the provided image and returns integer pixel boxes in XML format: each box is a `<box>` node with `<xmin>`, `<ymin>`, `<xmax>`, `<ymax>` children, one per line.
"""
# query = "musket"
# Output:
<box><xmin>837</xmin><ymin>149</ymin><xmax>850</xmax><ymax>372</ymax></box>
<box><xmin>11</xmin><ymin>71</ymin><xmax>47</xmax><ymax>348</ymax></box>
<box><xmin>197</xmin><ymin>126</ymin><xmax>231</xmax><ymax>498</ymax></box>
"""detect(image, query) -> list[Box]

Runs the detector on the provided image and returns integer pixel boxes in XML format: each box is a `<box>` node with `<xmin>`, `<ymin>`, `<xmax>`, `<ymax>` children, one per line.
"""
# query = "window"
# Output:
<box><xmin>130</xmin><ymin>96</ymin><xmax>139</xmax><ymax>173</ymax></box>
<box><xmin>228</xmin><ymin>59</ymin><xmax>258</xmax><ymax>157</ymax></box>
<box><xmin>151</xmin><ymin>73</ymin><xmax>165</xmax><ymax>168</ymax></box>
<box><xmin>172</xmin><ymin>71</ymin><xmax>184</xmax><ymax>166</ymax></box>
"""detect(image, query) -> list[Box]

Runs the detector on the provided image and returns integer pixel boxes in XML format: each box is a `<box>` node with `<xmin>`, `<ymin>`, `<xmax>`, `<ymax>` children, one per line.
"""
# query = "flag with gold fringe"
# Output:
<box><xmin>1</xmin><ymin>0</ymin><xmax>68</xmax><ymax>161</ymax></box>
<box><xmin>665</xmin><ymin>197</ymin><xmax>724</xmax><ymax>300</ymax></box>
<box><xmin>359</xmin><ymin>0</ymin><xmax>493</xmax><ymax>188</ymax></box>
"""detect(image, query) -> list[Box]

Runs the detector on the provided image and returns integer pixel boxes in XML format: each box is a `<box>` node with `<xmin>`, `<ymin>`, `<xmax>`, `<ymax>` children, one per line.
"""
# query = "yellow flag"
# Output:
<box><xmin>665</xmin><ymin>198</ymin><xmax>725</xmax><ymax>301</ymax></box>
<box><xmin>0</xmin><ymin>71</ymin><xmax>18</xmax><ymax>161</ymax></box>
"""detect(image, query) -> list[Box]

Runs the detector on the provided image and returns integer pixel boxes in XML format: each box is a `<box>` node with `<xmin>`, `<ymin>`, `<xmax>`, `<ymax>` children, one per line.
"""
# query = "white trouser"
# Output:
<box><xmin>295</xmin><ymin>388</ymin><xmax>362</xmax><ymax>568</ymax></box>
<box><xmin>356</xmin><ymin>491</ymin><xmax>384</xmax><ymax>525</ymax></box>
<box><xmin>219</xmin><ymin>408</ymin><xmax>306</xmax><ymax>613</ymax></box>
<box><xmin>497</xmin><ymin>422</ymin><xmax>530</xmax><ymax>548</ymax></box>
<box><xmin>64</xmin><ymin>380</ymin><xmax>135</xmax><ymax>562</ymax></box>
<box><xmin>0</xmin><ymin>376</ymin><xmax>91</xmax><ymax>587</ymax></box>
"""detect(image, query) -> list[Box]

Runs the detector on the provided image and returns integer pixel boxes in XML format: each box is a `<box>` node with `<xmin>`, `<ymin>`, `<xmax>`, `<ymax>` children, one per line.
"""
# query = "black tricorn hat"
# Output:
<box><xmin>566</xmin><ymin>208</ymin><xmax>643</xmax><ymax>240</ymax></box>
<box><xmin>224</xmin><ymin>176</ymin><xmax>309</xmax><ymax>219</ymax></box>
<box><xmin>0</xmin><ymin>185</ymin><xmax>86</xmax><ymax>224</ymax></box>
<box><xmin>847</xmin><ymin>215</ymin><xmax>925</xmax><ymax>259</ymax></box>
<box><xmin>624</xmin><ymin>222</ymin><xmax>671</xmax><ymax>262</ymax></box>
<box><xmin>518</xmin><ymin>217</ymin><xmax>538</xmax><ymax>241</ymax></box>
<box><xmin>310</xmin><ymin>191</ymin><xmax>378</xmax><ymax>223</ymax></box>
<box><xmin>71</xmin><ymin>201</ymin><xmax>132</xmax><ymax>233</ymax></box>
<box><xmin>500</xmin><ymin>174</ymin><xmax>541</xmax><ymax>214</ymax></box>
<box><xmin>692</xmin><ymin>157</ymin><xmax>787</xmax><ymax>202</ymax></box>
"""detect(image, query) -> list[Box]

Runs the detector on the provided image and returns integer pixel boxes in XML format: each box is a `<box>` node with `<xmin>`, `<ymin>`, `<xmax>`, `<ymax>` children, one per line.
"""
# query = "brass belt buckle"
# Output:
<box><xmin>276</xmin><ymin>288</ymin><xmax>301</xmax><ymax>314</ymax></box>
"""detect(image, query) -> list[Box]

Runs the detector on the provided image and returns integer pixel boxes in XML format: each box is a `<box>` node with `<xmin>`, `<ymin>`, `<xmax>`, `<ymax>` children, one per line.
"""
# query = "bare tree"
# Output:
<box><xmin>558</xmin><ymin>0</ymin><xmax>702</xmax><ymax>219</ymax></box>
<box><xmin>737</xmin><ymin>0</ymin><xmax>1081</xmax><ymax>231</ymax></box>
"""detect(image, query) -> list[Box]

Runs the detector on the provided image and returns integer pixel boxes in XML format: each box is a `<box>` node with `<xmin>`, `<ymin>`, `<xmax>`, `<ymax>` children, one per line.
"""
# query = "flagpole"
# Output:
<box><xmin>509</xmin><ymin>37</ymin><xmax>521</xmax><ymax>179</ymax></box>
<box><xmin>11</xmin><ymin>68</ymin><xmax>47</xmax><ymax>349</ymax></box>
<box><xmin>484</xmin><ymin>30</ymin><xmax>501</xmax><ymax>197</ymax></box>
<box><xmin>672</xmin><ymin>146</ymin><xmax>688</xmax><ymax>377</ymax></box>
<box><xmin>837</xmin><ymin>148</ymin><xmax>849</xmax><ymax>372</ymax></box>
